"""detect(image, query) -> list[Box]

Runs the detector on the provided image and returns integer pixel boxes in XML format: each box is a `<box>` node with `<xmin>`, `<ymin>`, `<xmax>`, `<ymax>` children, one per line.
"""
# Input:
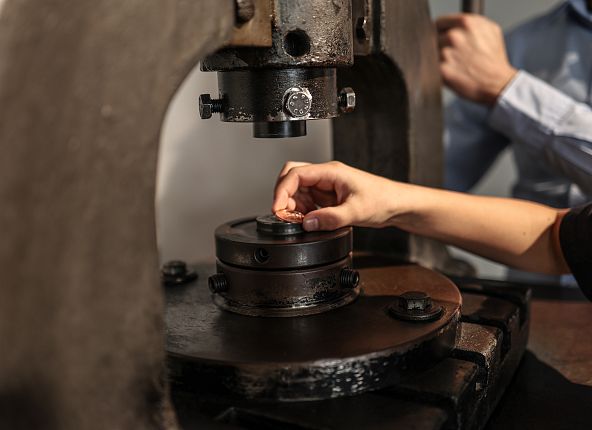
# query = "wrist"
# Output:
<box><xmin>384</xmin><ymin>182</ymin><xmax>426</xmax><ymax>230</ymax></box>
<box><xmin>485</xmin><ymin>66</ymin><xmax>518</xmax><ymax>105</ymax></box>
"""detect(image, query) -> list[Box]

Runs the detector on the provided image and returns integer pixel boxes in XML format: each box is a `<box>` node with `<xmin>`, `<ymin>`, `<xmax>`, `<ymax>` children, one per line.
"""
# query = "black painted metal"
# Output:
<box><xmin>256</xmin><ymin>214</ymin><xmax>304</xmax><ymax>236</ymax></box>
<box><xmin>388</xmin><ymin>291</ymin><xmax>444</xmax><ymax>322</ymax></box>
<box><xmin>253</xmin><ymin>120</ymin><xmax>307</xmax><ymax>138</ymax></box>
<box><xmin>215</xmin><ymin>217</ymin><xmax>352</xmax><ymax>269</ymax></box>
<box><xmin>215</xmin><ymin>68</ymin><xmax>339</xmax><ymax>137</ymax></box>
<box><xmin>217</xmin><ymin>68</ymin><xmax>339</xmax><ymax>123</ymax></box>
<box><xmin>166</xmin><ymin>263</ymin><xmax>462</xmax><ymax>401</ymax></box>
<box><xmin>212</xmin><ymin>256</ymin><xmax>359</xmax><ymax>317</ymax></box>
<box><xmin>212</xmin><ymin>216</ymin><xmax>356</xmax><ymax>316</ymax></box>
<box><xmin>462</xmin><ymin>0</ymin><xmax>484</xmax><ymax>14</ymax></box>
<box><xmin>167</xmin><ymin>275</ymin><xmax>529</xmax><ymax>428</ymax></box>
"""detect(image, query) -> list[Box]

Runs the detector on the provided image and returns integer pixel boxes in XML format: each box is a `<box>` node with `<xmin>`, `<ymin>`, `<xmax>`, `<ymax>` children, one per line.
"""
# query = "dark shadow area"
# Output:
<box><xmin>0</xmin><ymin>385</ymin><xmax>57</xmax><ymax>430</ymax></box>
<box><xmin>487</xmin><ymin>351</ymin><xmax>592</xmax><ymax>430</ymax></box>
<box><xmin>454</xmin><ymin>276</ymin><xmax>589</xmax><ymax>302</ymax></box>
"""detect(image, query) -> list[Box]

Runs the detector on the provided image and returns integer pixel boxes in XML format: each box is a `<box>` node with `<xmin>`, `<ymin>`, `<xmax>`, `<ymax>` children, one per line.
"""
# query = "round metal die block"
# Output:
<box><xmin>216</xmin><ymin>68</ymin><xmax>339</xmax><ymax>123</ymax></box>
<box><xmin>215</xmin><ymin>217</ymin><xmax>352</xmax><ymax>270</ymax></box>
<box><xmin>212</xmin><ymin>255</ymin><xmax>358</xmax><ymax>317</ymax></box>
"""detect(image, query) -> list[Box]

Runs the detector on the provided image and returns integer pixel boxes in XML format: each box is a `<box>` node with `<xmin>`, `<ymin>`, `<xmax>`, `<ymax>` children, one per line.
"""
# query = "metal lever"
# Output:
<box><xmin>462</xmin><ymin>0</ymin><xmax>484</xmax><ymax>14</ymax></box>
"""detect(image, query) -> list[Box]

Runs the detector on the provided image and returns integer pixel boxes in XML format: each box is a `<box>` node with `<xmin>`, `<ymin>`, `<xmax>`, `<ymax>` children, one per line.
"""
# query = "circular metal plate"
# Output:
<box><xmin>212</xmin><ymin>256</ymin><xmax>359</xmax><ymax>317</ymax></box>
<box><xmin>215</xmin><ymin>217</ymin><xmax>352</xmax><ymax>269</ymax></box>
<box><xmin>166</xmin><ymin>261</ymin><xmax>462</xmax><ymax>401</ymax></box>
<box><xmin>256</xmin><ymin>214</ymin><xmax>304</xmax><ymax>236</ymax></box>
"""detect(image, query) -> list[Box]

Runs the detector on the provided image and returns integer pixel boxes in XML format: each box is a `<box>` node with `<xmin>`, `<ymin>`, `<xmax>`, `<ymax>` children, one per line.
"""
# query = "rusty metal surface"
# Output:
<box><xmin>0</xmin><ymin>1</ymin><xmax>235</xmax><ymax>429</ymax></box>
<box><xmin>166</xmin><ymin>263</ymin><xmax>462</xmax><ymax>401</ymax></box>
<box><xmin>229</xmin><ymin>0</ymin><xmax>273</xmax><ymax>47</ymax></box>
<box><xmin>203</xmin><ymin>0</ymin><xmax>353</xmax><ymax>70</ymax></box>
<box><xmin>453</xmin><ymin>323</ymin><xmax>502</xmax><ymax>387</ymax></box>
<box><xmin>213</xmin><ymin>256</ymin><xmax>359</xmax><ymax>317</ymax></box>
<box><xmin>168</xmin><ymin>276</ymin><xmax>530</xmax><ymax>429</ymax></box>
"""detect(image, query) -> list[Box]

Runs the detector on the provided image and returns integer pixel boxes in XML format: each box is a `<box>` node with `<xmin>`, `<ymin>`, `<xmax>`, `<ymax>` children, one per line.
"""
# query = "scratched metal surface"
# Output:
<box><xmin>0</xmin><ymin>1</ymin><xmax>234</xmax><ymax>429</ymax></box>
<box><xmin>166</xmin><ymin>263</ymin><xmax>462</xmax><ymax>401</ymax></box>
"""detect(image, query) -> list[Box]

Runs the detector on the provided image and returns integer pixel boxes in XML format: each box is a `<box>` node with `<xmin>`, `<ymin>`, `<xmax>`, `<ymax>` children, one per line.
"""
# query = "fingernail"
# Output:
<box><xmin>303</xmin><ymin>217</ymin><xmax>319</xmax><ymax>231</ymax></box>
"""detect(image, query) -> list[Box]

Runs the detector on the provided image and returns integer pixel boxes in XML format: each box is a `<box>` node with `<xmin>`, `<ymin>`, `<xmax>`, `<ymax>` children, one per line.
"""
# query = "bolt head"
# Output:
<box><xmin>199</xmin><ymin>94</ymin><xmax>213</xmax><ymax>119</ymax></box>
<box><xmin>339</xmin><ymin>87</ymin><xmax>356</xmax><ymax>113</ymax></box>
<box><xmin>398</xmin><ymin>291</ymin><xmax>432</xmax><ymax>312</ymax></box>
<box><xmin>163</xmin><ymin>260</ymin><xmax>187</xmax><ymax>277</ymax></box>
<box><xmin>284</xmin><ymin>87</ymin><xmax>312</xmax><ymax>118</ymax></box>
<box><xmin>162</xmin><ymin>260</ymin><xmax>197</xmax><ymax>286</ymax></box>
<box><xmin>236</xmin><ymin>0</ymin><xmax>255</xmax><ymax>23</ymax></box>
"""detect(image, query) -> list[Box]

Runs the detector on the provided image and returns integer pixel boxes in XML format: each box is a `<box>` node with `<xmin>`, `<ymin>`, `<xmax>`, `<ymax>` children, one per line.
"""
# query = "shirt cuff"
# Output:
<box><xmin>488</xmin><ymin>70</ymin><xmax>576</xmax><ymax>149</ymax></box>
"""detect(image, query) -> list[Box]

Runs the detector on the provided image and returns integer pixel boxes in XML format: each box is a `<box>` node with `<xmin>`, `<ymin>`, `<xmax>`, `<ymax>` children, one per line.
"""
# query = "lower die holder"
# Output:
<box><xmin>209</xmin><ymin>216</ymin><xmax>359</xmax><ymax>317</ymax></box>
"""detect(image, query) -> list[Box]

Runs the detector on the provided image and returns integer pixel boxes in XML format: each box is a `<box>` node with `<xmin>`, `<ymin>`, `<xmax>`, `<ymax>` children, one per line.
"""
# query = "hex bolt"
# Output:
<box><xmin>388</xmin><ymin>291</ymin><xmax>443</xmax><ymax>322</ymax></box>
<box><xmin>208</xmin><ymin>273</ymin><xmax>229</xmax><ymax>294</ymax></box>
<box><xmin>397</xmin><ymin>291</ymin><xmax>432</xmax><ymax>312</ymax></box>
<box><xmin>199</xmin><ymin>94</ymin><xmax>224</xmax><ymax>119</ymax></box>
<box><xmin>339</xmin><ymin>87</ymin><xmax>356</xmax><ymax>113</ymax></box>
<box><xmin>235</xmin><ymin>0</ymin><xmax>255</xmax><ymax>24</ymax></box>
<box><xmin>340</xmin><ymin>268</ymin><xmax>360</xmax><ymax>289</ymax></box>
<box><xmin>284</xmin><ymin>87</ymin><xmax>312</xmax><ymax>118</ymax></box>
<box><xmin>161</xmin><ymin>260</ymin><xmax>197</xmax><ymax>287</ymax></box>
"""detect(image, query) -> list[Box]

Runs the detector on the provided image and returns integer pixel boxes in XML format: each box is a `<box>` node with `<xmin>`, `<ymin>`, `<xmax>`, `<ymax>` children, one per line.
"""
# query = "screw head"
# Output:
<box><xmin>339</xmin><ymin>87</ymin><xmax>356</xmax><ymax>113</ymax></box>
<box><xmin>284</xmin><ymin>87</ymin><xmax>312</xmax><ymax>118</ymax></box>
<box><xmin>199</xmin><ymin>94</ymin><xmax>213</xmax><ymax>119</ymax></box>
<box><xmin>236</xmin><ymin>0</ymin><xmax>255</xmax><ymax>24</ymax></box>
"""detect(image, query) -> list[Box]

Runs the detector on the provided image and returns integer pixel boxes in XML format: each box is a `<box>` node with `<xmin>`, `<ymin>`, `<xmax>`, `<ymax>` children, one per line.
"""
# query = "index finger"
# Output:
<box><xmin>275</xmin><ymin>161</ymin><xmax>311</xmax><ymax>189</ymax></box>
<box><xmin>272</xmin><ymin>164</ymin><xmax>336</xmax><ymax>212</ymax></box>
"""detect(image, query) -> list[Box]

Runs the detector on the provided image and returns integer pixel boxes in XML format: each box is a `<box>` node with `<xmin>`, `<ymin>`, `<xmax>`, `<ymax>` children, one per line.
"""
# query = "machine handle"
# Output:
<box><xmin>462</xmin><ymin>0</ymin><xmax>484</xmax><ymax>14</ymax></box>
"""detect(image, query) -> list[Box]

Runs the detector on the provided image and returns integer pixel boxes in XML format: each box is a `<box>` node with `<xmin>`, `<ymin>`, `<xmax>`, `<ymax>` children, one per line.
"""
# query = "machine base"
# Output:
<box><xmin>166</xmin><ymin>262</ymin><xmax>462</xmax><ymax>401</ymax></box>
<box><xmin>166</xmin><ymin>259</ymin><xmax>530</xmax><ymax>429</ymax></box>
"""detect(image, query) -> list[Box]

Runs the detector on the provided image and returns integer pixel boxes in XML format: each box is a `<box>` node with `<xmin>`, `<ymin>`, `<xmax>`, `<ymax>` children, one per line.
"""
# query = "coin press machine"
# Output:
<box><xmin>166</xmin><ymin>1</ymin><xmax>531</xmax><ymax>428</ymax></box>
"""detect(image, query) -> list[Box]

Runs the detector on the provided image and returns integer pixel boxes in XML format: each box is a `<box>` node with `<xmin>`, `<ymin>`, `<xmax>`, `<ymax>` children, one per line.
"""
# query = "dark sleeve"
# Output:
<box><xmin>559</xmin><ymin>204</ymin><xmax>592</xmax><ymax>301</ymax></box>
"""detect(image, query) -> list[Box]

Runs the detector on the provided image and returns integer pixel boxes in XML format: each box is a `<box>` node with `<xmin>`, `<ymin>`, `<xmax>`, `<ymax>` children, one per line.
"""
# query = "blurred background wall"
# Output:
<box><xmin>153</xmin><ymin>0</ymin><xmax>562</xmax><ymax>277</ymax></box>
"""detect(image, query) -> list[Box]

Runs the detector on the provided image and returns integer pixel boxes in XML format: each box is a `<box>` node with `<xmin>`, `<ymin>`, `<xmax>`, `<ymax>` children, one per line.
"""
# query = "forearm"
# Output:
<box><xmin>389</xmin><ymin>183</ymin><xmax>570</xmax><ymax>275</ymax></box>
<box><xmin>489</xmin><ymin>71</ymin><xmax>592</xmax><ymax>195</ymax></box>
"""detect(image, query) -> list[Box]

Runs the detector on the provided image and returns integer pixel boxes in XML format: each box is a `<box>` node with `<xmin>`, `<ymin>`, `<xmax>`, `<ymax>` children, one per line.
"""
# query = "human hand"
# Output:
<box><xmin>272</xmin><ymin>161</ymin><xmax>403</xmax><ymax>231</ymax></box>
<box><xmin>436</xmin><ymin>14</ymin><xmax>517</xmax><ymax>105</ymax></box>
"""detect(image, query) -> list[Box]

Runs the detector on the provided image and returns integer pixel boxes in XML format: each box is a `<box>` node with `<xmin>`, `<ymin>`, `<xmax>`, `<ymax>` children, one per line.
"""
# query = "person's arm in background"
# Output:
<box><xmin>444</xmin><ymin>97</ymin><xmax>510</xmax><ymax>191</ymax></box>
<box><xmin>273</xmin><ymin>161</ymin><xmax>570</xmax><ymax>276</ymax></box>
<box><xmin>437</xmin><ymin>13</ymin><xmax>592</xmax><ymax>195</ymax></box>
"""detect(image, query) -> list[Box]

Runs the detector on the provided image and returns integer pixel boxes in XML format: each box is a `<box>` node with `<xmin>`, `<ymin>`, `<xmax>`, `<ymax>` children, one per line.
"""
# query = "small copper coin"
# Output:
<box><xmin>274</xmin><ymin>209</ymin><xmax>305</xmax><ymax>224</ymax></box>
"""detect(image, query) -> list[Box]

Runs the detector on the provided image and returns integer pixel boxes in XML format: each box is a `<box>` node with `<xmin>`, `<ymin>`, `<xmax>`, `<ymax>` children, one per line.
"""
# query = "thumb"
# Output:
<box><xmin>302</xmin><ymin>205</ymin><xmax>353</xmax><ymax>232</ymax></box>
